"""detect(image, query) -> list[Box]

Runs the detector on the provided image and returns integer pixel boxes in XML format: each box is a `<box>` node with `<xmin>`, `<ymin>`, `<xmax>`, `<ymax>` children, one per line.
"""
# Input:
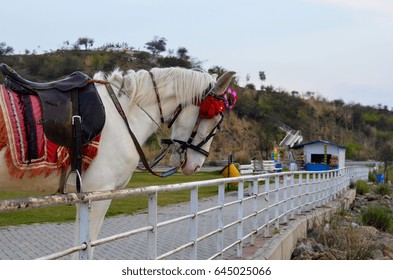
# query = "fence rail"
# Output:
<box><xmin>0</xmin><ymin>166</ymin><xmax>369</xmax><ymax>260</ymax></box>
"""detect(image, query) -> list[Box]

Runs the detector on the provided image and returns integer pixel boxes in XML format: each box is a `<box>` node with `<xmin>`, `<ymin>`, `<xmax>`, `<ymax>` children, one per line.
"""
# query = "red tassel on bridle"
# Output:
<box><xmin>198</xmin><ymin>95</ymin><xmax>225</xmax><ymax>119</ymax></box>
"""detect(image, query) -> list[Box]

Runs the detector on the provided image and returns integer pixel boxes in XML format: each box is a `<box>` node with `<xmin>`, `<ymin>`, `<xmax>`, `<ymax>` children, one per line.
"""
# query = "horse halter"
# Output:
<box><xmin>148</xmin><ymin>71</ymin><xmax>224</xmax><ymax>169</ymax></box>
<box><xmin>163</xmin><ymin>111</ymin><xmax>224</xmax><ymax>157</ymax></box>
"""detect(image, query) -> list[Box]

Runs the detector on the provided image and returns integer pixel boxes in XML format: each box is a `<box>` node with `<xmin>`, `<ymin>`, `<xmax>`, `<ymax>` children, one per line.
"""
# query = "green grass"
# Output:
<box><xmin>374</xmin><ymin>184</ymin><xmax>391</xmax><ymax>196</ymax></box>
<box><xmin>0</xmin><ymin>171</ymin><xmax>223</xmax><ymax>227</ymax></box>
<box><xmin>355</xmin><ymin>180</ymin><xmax>370</xmax><ymax>195</ymax></box>
<box><xmin>361</xmin><ymin>206</ymin><xmax>393</xmax><ymax>232</ymax></box>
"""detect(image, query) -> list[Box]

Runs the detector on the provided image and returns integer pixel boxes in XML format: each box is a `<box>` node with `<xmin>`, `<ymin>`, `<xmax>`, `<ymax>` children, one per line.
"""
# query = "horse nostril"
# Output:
<box><xmin>194</xmin><ymin>166</ymin><xmax>201</xmax><ymax>172</ymax></box>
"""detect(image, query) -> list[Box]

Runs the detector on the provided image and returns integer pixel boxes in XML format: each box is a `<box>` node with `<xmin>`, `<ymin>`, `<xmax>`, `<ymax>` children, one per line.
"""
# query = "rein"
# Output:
<box><xmin>162</xmin><ymin>111</ymin><xmax>224</xmax><ymax>157</ymax></box>
<box><xmin>149</xmin><ymin>72</ymin><xmax>165</xmax><ymax>123</ymax></box>
<box><xmin>104</xmin><ymin>82</ymin><xmax>178</xmax><ymax>178</ymax></box>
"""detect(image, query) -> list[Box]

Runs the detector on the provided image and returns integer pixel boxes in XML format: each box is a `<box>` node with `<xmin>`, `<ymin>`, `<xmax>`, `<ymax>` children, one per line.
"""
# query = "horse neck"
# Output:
<box><xmin>99</xmin><ymin>68</ymin><xmax>210</xmax><ymax>146</ymax></box>
<box><xmin>123</xmin><ymin>70</ymin><xmax>185</xmax><ymax>143</ymax></box>
<box><xmin>126</xmin><ymin>95</ymin><xmax>178</xmax><ymax>144</ymax></box>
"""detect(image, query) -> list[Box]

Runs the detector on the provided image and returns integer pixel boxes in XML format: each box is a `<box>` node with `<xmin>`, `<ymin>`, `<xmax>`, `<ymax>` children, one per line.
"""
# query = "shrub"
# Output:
<box><xmin>314</xmin><ymin>213</ymin><xmax>376</xmax><ymax>260</ymax></box>
<box><xmin>355</xmin><ymin>180</ymin><xmax>370</xmax><ymax>195</ymax></box>
<box><xmin>374</xmin><ymin>184</ymin><xmax>391</xmax><ymax>196</ymax></box>
<box><xmin>234</xmin><ymin>150</ymin><xmax>251</xmax><ymax>164</ymax></box>
<box><xmin>361</xmin><ymin>206</ymin><xmax>393</xmax><ymax>232</ymax></box>
<box><xmin>368</xmin><ymin>172</ymin><xmax>377</xmax><ymax>183</ymax></box>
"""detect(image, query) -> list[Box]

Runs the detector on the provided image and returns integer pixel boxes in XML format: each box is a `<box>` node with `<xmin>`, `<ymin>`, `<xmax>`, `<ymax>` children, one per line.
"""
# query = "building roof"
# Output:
<box><xmin>292</xmin><ymin>140</ymin><xmax>347</xmax><ymax>150</ymax></box>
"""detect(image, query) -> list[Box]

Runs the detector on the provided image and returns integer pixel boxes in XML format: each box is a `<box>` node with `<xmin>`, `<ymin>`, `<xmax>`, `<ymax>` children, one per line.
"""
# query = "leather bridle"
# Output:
<box><xmin>149</xmin><ymin>72</ymin><xmax>224</xmax><ymax>157</ymax></box>
<box><xmin>162</xmin><ymin>111</ymin><xmax>224</xmax><ymax>157</ymax></box>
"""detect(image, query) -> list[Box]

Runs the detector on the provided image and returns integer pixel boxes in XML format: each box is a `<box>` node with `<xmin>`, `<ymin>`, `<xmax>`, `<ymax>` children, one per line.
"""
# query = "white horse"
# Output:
<box><xmin>0</xmin><ymin>67</ymin><xmax>235</xmax><ymax>258</ymax></box>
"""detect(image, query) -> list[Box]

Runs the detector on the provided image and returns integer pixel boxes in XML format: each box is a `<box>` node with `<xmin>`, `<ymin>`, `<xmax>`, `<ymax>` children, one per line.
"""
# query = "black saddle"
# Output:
<box><xmin>0</xmin><ymin>63</ymin><xmax>90</xmax><ymax>92</ymax></box>
<box><xmin>0</xmin><ymin>63</ymin><xmax>105</xmax><ymax>147</ymax></box>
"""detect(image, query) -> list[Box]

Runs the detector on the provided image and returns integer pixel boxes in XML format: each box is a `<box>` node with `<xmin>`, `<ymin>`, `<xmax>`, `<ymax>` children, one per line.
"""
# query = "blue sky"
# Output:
<box><xmin>2</xmin><ymin>0</ymin><xmax>393</xmax><ymax>107</ymax></box>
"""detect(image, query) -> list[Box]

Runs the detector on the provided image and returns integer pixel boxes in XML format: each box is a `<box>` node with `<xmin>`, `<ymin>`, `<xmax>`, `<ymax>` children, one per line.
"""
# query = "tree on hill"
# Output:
<box><xmin>0</xmin><ymin>42</ymin><xmax>14</xmax><ymax>56</ymax></box>
<box><xmin>377</xmin><ymin>143</ymin><xmax>393</xmax><ymax>183</ymax></box>
<box><xmin>259</xmin><ymin>70</ymin><xmax>266</xmax><ymax>90</ymax></box>
<box><xmin>75</xmin><ymin>37</ymin><xmax>94</xmax><ymax>50</ymax></box>
<box><xmin>208</xmin><ymin>66</ymin><xmax>226</xmax><ymax>76</ymax></box>
<box><xmin>145</xmin><ymin>36</ymin><xmax>167</xmax><ymax>57</ymax></box>
<box><xmin>177</xmin><ymin>47</ymin><xmax>189</xmax><ymax>60</ymax></box>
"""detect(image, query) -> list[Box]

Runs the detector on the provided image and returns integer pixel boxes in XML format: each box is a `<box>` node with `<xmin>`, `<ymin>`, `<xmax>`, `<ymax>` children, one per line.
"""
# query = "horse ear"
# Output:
<box><xmin>212</xmin><ymin>71</ymin><xmax>236</xmax><ymax>95</ymax></box>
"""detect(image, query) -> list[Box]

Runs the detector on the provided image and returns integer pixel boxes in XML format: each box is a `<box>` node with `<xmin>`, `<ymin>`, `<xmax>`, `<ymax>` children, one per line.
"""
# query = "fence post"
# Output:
<box><xmin>312</xmin><ymin>173</ymin><xmax>317</xmax><ymax>209</ymax></box>
<box><xmin>283</xmin><ymin>174</ymin><xmax>288</xmax><ymax>224</ymax></box>
<box><xmin>337</xmin><ymin>170</ymin><xmax>342</xmax><ymax>196</ymax></box>
<box><xmin>78</xmin><ymin>201</ymin><xmax>91</xmax><ymax>260</ymax></box>
<box><xmin>290</xmin><ymin>173</ymin><xmax>295</xmax><ymax>219</ymax></box>
<box><xmin>216</xmin><ymin>183</ymin><xmax>225</xmax><ymax>258</ymax></box>
<box><xmin>237</xmin><ymin>181</ymin><xmax>244</xmax><ymax>257</ymax></box>
<box><xmin>147</xmin><ymin>191</ymin><xmax>157</xmax><ymax>259</ymax></box>
<box><xmin>344</xmin><ymin>168</ymin><xmax>349</xmax><ymax>192</ymax></box>
<box><xmin>322</xmin><ymin>173</ymin><xmax>326</xmax><ymax>205</ymax></box>
<box><xmin>297</xmin><ymin>173</ymin><xmax>303</xmax><ymax>214</ymax></box>
<box><xmin>274</xmin><ymin>175</ymin><xmax>280</xmax><ymax>229</ymax></box>
<box><xmin>189</xmin><ymin>187</ymin><xmax>198</xmax><ymax>259</ymax></box>
<box><xmin>326</xmin><ymin>172</ymin><xmax>330</xmax><ymax>203</ymax></box>
<box><xmin>264</xmin><ymin>177</ymin><xmax>270</xmax><ymax>237</ymax></box>
<box><xmin>251</xmin><ymin>178</ymin><xmax>259</xmax><ymax>245</ymax></box>
<box><xmin>334</xmin><ymin>170</ymin><xmax>339</xmax><ymax>197</ymax></box>
<box><xmin>317</xmin><ymin>173</ymin><xmax>322</xmax><ymax>207</ymax></box>
<box><xmin>325</xmin><ymin>172</ymin><xmax>330</xmax><ymax>203</ymax></box>
<box><xmin>306</xmin><ymin>173</ymin><xmax>310</xmax><ymax>211</ymax></box>
<box><xmin>320</xmin><ymin>173</ymin><xmax>324</xmax><ymax>206</ymax></box>
<box><xmin>334</xmin><ymin>170</ymin><xmax>339</xmax><ymax>198</ymax></box>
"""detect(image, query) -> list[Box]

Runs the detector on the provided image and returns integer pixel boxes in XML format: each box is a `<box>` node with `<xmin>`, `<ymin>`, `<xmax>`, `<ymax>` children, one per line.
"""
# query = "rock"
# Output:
<box><xmin>312</xmin><ymin>243</ymin><xmax>326</xmax><ymax>253</ymax></box>
<box><xmin>366</xmin><ymin>194</ymin><xmax>379</xmax><ymax>201</ymax></box>
<box><xmin>291</xmin><ymin>239</ymin><xmax>314</xmax><ymax>258</ymax></box>
<box><xmin>382</xmin><ymin>243</ymin><xmax>393</xmax><ymax>259</ymax></box>
<box><xmin>371</xmin><ymin>249</ymin><xmax>384</xmax><ymax>260</ymax></box>
<box><xmin>291</xmin><ymin>245</ymin><xmax>306</xmax><ymax>258</ymax></box>
<box><xmin>358</xmin><ymin>226</ymin><xmax>379</xmax><ymax>237</ymax></box>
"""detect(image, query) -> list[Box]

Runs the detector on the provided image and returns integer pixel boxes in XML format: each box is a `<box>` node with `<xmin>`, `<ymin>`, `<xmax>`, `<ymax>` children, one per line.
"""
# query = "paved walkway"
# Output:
<box><xmin>0</xmin><ymin>191</ymin><xmax>264</xmax><ymax>260</ymax></box>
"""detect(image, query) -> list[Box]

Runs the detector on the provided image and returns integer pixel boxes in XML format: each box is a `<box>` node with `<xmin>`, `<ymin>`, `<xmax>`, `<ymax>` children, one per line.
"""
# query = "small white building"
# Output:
<box><xmin>292</xmin><ymin>140</ymin><xmax>346</xmax><ymax>171</ymax></box>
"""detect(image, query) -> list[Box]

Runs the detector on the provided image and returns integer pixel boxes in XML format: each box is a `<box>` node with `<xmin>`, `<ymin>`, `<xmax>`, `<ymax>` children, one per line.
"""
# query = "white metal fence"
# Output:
<box><xmin>0</xmin><ymin>166</ymin><xmax>369</xmax><ymax>260</ymax></box>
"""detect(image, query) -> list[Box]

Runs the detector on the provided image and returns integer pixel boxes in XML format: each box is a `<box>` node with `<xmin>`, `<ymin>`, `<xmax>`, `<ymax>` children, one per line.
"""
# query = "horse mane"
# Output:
<box><xmin>94</xmin><ymin>68</ymin><xmax>215</xmax><ymax>107</ymax></box>
<box><xmin>148</xmin><ymin>68</ymin><xmax>214</xmax><ymax>106</ymax></box>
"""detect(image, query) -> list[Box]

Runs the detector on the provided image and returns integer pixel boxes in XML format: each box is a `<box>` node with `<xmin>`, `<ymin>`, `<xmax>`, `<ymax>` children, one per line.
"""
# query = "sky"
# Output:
<box><xmin>2</xmin><ymin>0</ymin><xmax>393</xmax><ymax>108</ymax></box>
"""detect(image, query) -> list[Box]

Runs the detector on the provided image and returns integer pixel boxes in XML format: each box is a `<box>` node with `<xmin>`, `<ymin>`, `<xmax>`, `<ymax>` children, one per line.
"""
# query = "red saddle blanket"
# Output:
<box><xmin>0</xmin><ymin>85</ymin><xmax>100</xmax><ymax>178</ymax></box>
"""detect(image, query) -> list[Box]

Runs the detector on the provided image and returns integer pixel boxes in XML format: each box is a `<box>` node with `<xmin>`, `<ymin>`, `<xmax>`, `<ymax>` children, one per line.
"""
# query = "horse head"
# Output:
<box><xmin>168</xmin><ymin>71</ymin><xmax>236</xmax><ymax>175</ymax></box>
<box><xmin>106</xmin><ymin>68</ymin><xmax>236</xmax><ymax>177</ymax></box>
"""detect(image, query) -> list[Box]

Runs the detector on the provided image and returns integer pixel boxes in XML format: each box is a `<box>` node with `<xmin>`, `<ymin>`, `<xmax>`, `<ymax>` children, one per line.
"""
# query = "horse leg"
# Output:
<box><xmin>73</xmin><ymin>199</ymin><xmax>112</xmax><ymax>259</ymax></box>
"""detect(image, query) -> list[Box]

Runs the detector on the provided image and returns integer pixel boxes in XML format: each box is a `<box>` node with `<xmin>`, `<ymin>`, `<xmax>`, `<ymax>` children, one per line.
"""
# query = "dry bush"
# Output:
<box><xmin>234</xmin><ymin>150</ymin><xmax>251</xmax><ymax>164</ymax></box>
<box><xmin>312</xmin><ymin>213</ymin><xmax>376</xmax><ymax>260</ymax></box>
<box><xmin>210</xmin><ymin>111</ymin><xmax>259</xmax><ymax>160</ymax></box>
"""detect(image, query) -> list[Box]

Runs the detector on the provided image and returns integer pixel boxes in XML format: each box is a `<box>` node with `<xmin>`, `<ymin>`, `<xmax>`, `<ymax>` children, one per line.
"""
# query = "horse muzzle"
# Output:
<box><xmin>181</xmin><ymin>163</ymin><xmax>201</xmax><ymax>176</ymax></box>
<box><xmin>168</xmin><ymin>141</ymin><xmax>205</xmax><ymax>175</ymax></box>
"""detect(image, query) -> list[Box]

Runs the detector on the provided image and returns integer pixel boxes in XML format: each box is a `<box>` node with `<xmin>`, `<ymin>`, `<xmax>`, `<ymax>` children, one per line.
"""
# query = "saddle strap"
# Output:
<box><xmin>71</xmin><ymin>89</ymin><xmax>83</xmax><ymax>192</ymax></box>
<box><xmin>104</xmin><ymin>83</ymin><xmax>178</xmax><ymax>178</ymax></box>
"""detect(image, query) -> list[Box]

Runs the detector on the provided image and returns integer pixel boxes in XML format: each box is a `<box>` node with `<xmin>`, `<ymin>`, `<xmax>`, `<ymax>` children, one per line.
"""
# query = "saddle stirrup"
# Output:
<box><xmin>62</xmin><ymin>169</ymin><xmax>83</xmax><ymax>193</ymax></box>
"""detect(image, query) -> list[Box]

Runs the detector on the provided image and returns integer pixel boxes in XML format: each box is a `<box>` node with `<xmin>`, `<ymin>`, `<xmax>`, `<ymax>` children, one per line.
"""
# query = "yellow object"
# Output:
<box><xmin>220</xmin><ymin>163</ymin><xmax>240</xmax><ymax>178</ymax></box>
